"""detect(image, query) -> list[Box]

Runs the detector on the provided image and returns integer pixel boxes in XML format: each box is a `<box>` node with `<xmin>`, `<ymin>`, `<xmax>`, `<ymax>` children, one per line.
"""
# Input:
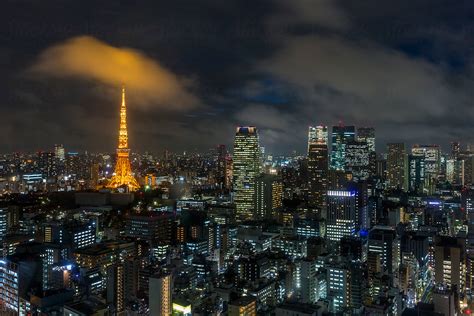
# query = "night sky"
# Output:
<box><xmin>2</xmin><ymin>0</ymin><xmax>474</xmax><ymax>154</ymax></box>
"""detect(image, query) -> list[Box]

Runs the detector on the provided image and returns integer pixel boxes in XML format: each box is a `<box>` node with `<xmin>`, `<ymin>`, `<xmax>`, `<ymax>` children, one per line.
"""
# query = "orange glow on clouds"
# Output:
<box><xmin>30</xmin><ymin>36</ymin><xmax>198</xmax><ymax>109</ymax></box>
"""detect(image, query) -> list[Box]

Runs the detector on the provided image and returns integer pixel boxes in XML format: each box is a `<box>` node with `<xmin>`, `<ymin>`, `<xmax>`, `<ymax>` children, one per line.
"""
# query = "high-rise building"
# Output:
<box><xmin>106</xmin><ymin>258</ymin><xmax>139</xmax><ymax>316</ymax></box>
<box><xmin>54</xmin><ymin>144</ymin><xmax>65</xmax><ymax>161</ymax></box>
<box><xmin>0</xmin><ymin>259</ymin><xmax>19</xmax><ymax>313</ymax></box>
<box><xmin>37</xmin><ymin>151</ymin><xmax>57</xmax><ymax>178</ymax></box>
<box><xmin>215</xmin><ymin>145</ymin><xmax>229</xmax><ymax>189</ymax></box>
<box><xmin>300</xmin><ymin>258</ymin><xmax>320</xmax><ymax>304</ymax></box>
<box><xmin>344</xmin><ymin>141</ymin><xmax>371</xmax><ymax>181</ymax></box>
<box><xmin>434</xmin><ymin>236</ymin><xmax>466</xmax><ymax>290</ymax></box>
<box><xmin>125</xmin><ymin>212</ymin><xmax>173</xmax><ymax>244</ymax></box>
<box><xmin>326</xmin><ymin>262</ymin><xmax>351</xmax><ymax>312</ymax></box>
<box><xmin>386</xmin><ymin>143</ymin><xmax>408</xmax><ymax>190</ymax></box>
<box><xmin>368</xmin><ymin>226</ymin><xmax>400</xmax><ymax>274</ymax></box>
<box><xmin>254</xmin><ymin>174</ymin><xmax>283</xmax><ymax>220</ymax></box>
<box><xmin>451</xmin><ymin>141</ymin><xmax>461</xmax><ymax>160</ymax></box>
<box><xmin>43</xmin><ymin>220</ymin><xmax>96</xmax><ymax>250</ymax></box>
<box><xmin>446</xmin><ymin>158</ymin><xmax>461</xmax><ymax>185</ymax></box>
<box><xmin>331</xmin><ymin>125</ymin><xmax>355</xmax><ymax>171</ymax></box>
<box><xmin>326</xmin><ymin>190</ymin><xmax>357</xmax><ymax>242</ymax></box>
<box><xmin>462</xmin><ymin>155</ymin><xmax>474</xmax><ymax>186</ymax></box>
<box><xmin>65</xmin><ymin>152</ymin><xmax>90</xmax><ymax>180</ymax></box>
<box><xmin>233</xmin><ymin>126</ymin><xmax>261</xmax><ymax>221</ymax></box>
<box><xmin>308</xmin><ymin>125</ymin><xmax>328</xmax><ymax>151</ymax></box>
<box><xmin>308</xmin><ymin>126</ymin><xmax>329</xmax><ymax>208</ymax></box>
<box><xmin>149</xmin><ymin>272</ymin><xmax>172</xmax><ymax>316</ymax></box>
<box><xmin>0</xmin><ymin>207</ymin><xmax>7</xmax><ymax>244</ymax></box>
<box><xmin>411</xmin><ymin>144</ymin><xmax>440</xmax><ymax>182</ymax></box>
<box><xmin>108</xmin><ymin>87</ymin><xmax>140</xmax><ymax>191</ymax></box>
<box><xmin>357</xmin><ymin>127</ymin><xmax>376</xmax><ymax>152</ymax></box>
<box><xmin>107</xmin><ymin>264</ymin><xmax>126</xmax><ymax>315</ymax></box>
<box><xmin>408</xmin><ymin>155</ymin><xmax>425</xmax><ymax>194</ymax></box>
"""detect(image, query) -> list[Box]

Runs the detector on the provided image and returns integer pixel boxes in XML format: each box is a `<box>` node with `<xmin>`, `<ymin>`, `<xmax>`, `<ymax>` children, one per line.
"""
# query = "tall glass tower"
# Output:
<box><xmin>307</xmin><ymin>126</ymin><xmax>329</xmax><ymax>209</ymax></box>
<box><xmin>233</xmin><ymin>126</ymin><xmax>261</xmax><ymax>221</ymax></box>
<box><xmin>331</xmin><ymin>125</ymin><xmax>355</xmax><ymax>171</ymax></box>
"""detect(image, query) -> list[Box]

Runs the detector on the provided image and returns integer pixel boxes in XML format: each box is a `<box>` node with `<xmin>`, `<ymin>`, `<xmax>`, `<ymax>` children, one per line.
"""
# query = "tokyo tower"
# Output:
<box><xmin>108</xmin><ymin>86</ymin><xmax>140</xmax><ymax>191</ymax></box>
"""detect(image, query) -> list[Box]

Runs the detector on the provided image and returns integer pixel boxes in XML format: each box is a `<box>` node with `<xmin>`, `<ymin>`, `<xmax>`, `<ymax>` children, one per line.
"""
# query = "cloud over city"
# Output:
<box><xmin>29</xmin><ymin>36</ymin><xmax>199</xmax><ymax>109</ymax></box>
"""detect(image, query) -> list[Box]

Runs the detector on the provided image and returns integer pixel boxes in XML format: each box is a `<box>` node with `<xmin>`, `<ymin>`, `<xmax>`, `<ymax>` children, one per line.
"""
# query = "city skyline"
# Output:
<box><xmin>0</xmin><ymin>123</ymin><xmax>466</xmax><ymax>156</ymax></box>
<box><xmin>2</xmin><ymin>2</ymin><xmax>474</xmax><ymax>315</ymax></box>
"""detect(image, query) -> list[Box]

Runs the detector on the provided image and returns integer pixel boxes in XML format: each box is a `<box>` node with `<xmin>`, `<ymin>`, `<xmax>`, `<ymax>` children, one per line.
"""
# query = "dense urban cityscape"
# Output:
<box><xmin>3</xmin><ymin>1</ymin><xmax>474</xmax><ymax>316</ymax></box>
<box><xmin>0</xmin><ymin>84</ymin><xmax>473</xmax><ymax>316</ymax></box>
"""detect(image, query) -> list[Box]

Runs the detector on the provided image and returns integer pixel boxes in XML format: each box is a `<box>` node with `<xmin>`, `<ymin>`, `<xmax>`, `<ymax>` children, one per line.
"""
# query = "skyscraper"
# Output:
<box><xmin>308</xmin><ymin>125</ymin><xmax>328</xmax><ymax>151</ymax></box>
<box><xmin>107</xmin><ymin>264</ymin><xmax>125</xmax><ymax>315</ymax></box>
<box><xmin>356</xmin><ymin>127</ymin><xmax>377</xmax><ymax>177</ymax></box>
<box><xmin>411</xmin><ymin>145</ymin><xmax>440</xmax><ymax>193</ymax></box>
<box><xmin>326</xmin><ymin>190</ymin><xmax>357</xmax><ymax>242</ymax></box>
<box><xmin>108</xmin><ymin>87</ymin><xmax>140</xmax><ymax>191</ymax></box>
<box><xmin>357</xmin><ymin>127</ymin><xmax>376</xmax><ymax>152</ymax></box>
<box><xmin>54</xmin><ymin>144</ymin><xmax>65</xmax><ymax>161</ymax></box>
<box><xmin>149</xmin><ymin>272</ymin><xmax>172</xmax><ymax>316</ymax></box>
<box><xmin>331</xmin><ymin>125</ymin><xmax>355</xmax><ymax>171</ymax></box>
<box><xmin>254</xmin><ymin>173</ymin><xmax>283</xmax><ymax>220</ymax></box>
<box><xmin>307</xmin><ymin>126</ymin><xmax>329</xmax><ymax>208</ymax></box>
<box><xmin>408</xmin><ymin>154</ymin><xmax>425</xmax><ymax>194</ymax></box>
<box><xmin>344</xmin><ymin>141</ymin><xmax>371</xmax><ymax>181</ymax></box>
<box><xmin>37</xmin><ymin>151</ymin><xmax>57</xmax><ymax>178</ymax></box>
<box><xmin>215</xmin><ymin>144</ymin><xmax>228</xmax><ymax>189</ymax></box>
<box><xmin>233</xmin><ymin>127</ymin><xmax>261</xmax><ymax>221</ymax></box>
<box><xmin>386</xmin><ymin>143</ymin><xmax>408</xmax><ymax>190</ymax></box>
<box><xmin>451</xmin><ymin>141</ymin><xmax>461</xmax><ymax>160</ymax></box>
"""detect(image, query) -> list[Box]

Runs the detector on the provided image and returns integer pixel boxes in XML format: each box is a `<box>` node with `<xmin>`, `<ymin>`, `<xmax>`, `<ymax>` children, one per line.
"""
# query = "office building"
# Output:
<box><xmin>326</xmin><ymin>190</ymin><xmax>357</xmax><ymax>242</ymax></box>
<box><xmin>54</xmin><ymin>144</ymin><xmax>65</xmax><ymax>161</ymax></box>
<box><xmin>233</xmin><ymin>127</ymin><xmax>261</xmax><ymax>220</ymax></box>
<box><xmin>326</xmin><ymin>263</ymin><xmax>351</xmax><ymax>312</ymax></box>
<box><xmin>308</xmin><ymin>126</ymin><xmax>329</xmax><ymax>208</ymax></box>
<box><xmin>308</xmin><ymin>126</ymin><xmax>328</xmax><ymax>150</ymax></box>
<box><xmin>412</xmin><ymin>144</ymin><xmax>440</xmax><ymax>192</ymax></box>
<box><xmin>254</xmin><ymin>173</ymin><xmax>283</xmax><ymax>220</ymax></box>
<box><xmin>411</xmin><ymin>144</ymin><xmax>440</xmax><ymax>176</ymax></box>
<box><xmin>368</xmin><ymin>226</ymin><xmax>400</xmax><ymax>274</ymax></box>
<box><xmin>125</xmin><ymin>211</ymin><xmax>173</xmax><ymax>243</ymax></box>
<box><xmin>386</xmin><ymin>143</ymin><xmax>408</xmax><ymax>190</ymax></box>
<box><xmin>43</xmin><ymin>220</ymin><xmax>96</xmax><ymax>250</ymax></box>
<box><xmin>215</xmin><ymin>144</ymin><xmax>230</xmax><ymax>189</ymax></box>
<box><xmin>0</xmin><ymin>207</ymin><xmax>7</xmax><ymax>243</ymax></box>
<box><xmin>344</xmin><ymin>141</ymin><xmax>371</xmax><ymax>181</ymax></box>
<box><xmin>300</xmin><ymin>258</ymin><xmax>320</xmax><ymax>304</ymax></box>
<box><xmin>331</xmin><ymin>125</ymin><xmax>355</xmax><ymax>171</ymax></box>
<box><xmin>357</xmin><ymin>127</ymin><xmax>376</xmax><ymax>152</ymax></box>
<box><xmin>434</xmin><ymin>236</ymin><xmax>466</xmax><ymax>290</ymax></box>
<box><xmin>0</xmin><ymin>259</ymin><xmax>20</xmax><ymax>313</ymax></box>
<box><xmin>37</xmin><ymin>151</ymin><xmax>57</xmax><ymax>179</ymax></box>
<box><xmin>408</xmin><ymin>154</ymin><xmax>425</xmax><ymax>194</ymax></box>
<box><xmin>272</xmin><ymin>236</ymin><xmax>308</xmax><ymax>259</ymax></box>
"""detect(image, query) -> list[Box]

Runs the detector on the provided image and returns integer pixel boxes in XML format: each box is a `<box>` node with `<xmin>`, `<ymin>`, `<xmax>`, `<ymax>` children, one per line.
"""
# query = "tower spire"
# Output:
<box><xmin>122</xmin><ymin>85</ymin><xmax>126</xmax><ymax>108</ymax></box>
<box><xmin>108</xmin><ymin>86</ymin><xmax>139</xmax><ymax>191</ymax></box>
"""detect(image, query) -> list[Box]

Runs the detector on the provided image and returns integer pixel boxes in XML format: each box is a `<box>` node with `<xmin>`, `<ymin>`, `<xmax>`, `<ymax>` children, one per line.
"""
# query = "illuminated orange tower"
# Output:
<box><xmin>108</xmin><ymin>86</ymin><xmax>140</xmax><ymax>191</ymax></box>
